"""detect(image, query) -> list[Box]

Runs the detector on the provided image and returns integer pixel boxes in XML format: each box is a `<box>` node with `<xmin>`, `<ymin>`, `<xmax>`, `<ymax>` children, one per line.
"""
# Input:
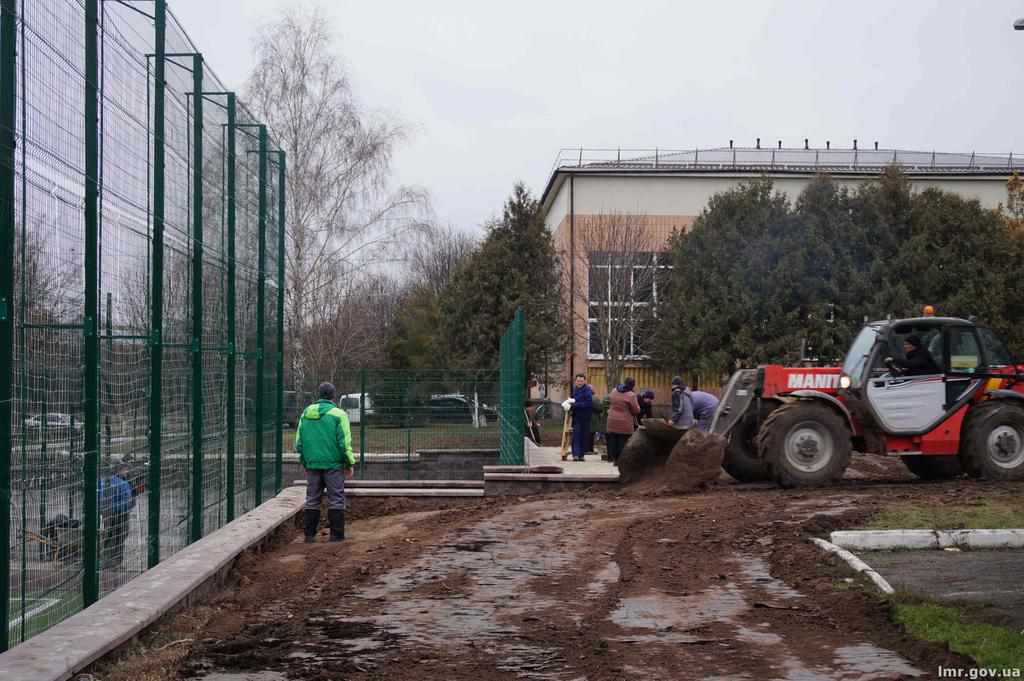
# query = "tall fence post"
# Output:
<box><xmin>359</xmin><ymin>368</ymin><xmax>366</xmax><ymax>477</ymax></box>
<box><xmin>499</xmin><ymin>308</ymin><xmax>526</xmax><ymax>466</ymax></box>
<box><xmin>274</xmin><ymin>151</ymin><xmax>285</xmax><ymax>494</ymax></box>
<box><xmin>225</xmin><ymin>93</ymin><xmax>236</xmax><ymax>522</ymax></box>
<box><xmin>254</xmin><ymin>125</ymin><xmax>267</xmax><ymax>505</ymax></box>
<box><xmin>82</xmin><ymin>0</ymin><xmax>101</xmax><ymax>608</ymax></box>
<box><xmin>147</xmin><ymin>0</ymin><xmax>167</xmax><ymax>569</ymax></box>
<box><xmin>189</xmin><ymin>53</ymin><xmax>204</xmax><ymax>543</ymax></box>
<box><xmin>0</xmin><ymin>0</ymin><xmax>19</xmax><ymax>653</ymax></box>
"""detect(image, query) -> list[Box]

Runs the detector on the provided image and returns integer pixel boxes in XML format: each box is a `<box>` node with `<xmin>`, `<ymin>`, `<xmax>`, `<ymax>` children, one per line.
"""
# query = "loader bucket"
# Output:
<box><xmin>711</xmin><ymin>368</ymin><xmax>761</xmax><ymax>438</ymax></box>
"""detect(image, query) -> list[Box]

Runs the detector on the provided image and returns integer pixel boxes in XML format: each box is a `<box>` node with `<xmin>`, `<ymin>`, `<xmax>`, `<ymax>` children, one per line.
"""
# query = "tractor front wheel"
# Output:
<box><xmin>722</xmin><ymin>409</ymin><xmax>774</xmax><ymax>483</ymax></box>
<box><xmin>756</xmin><ymin>401</ymin><xmax>851</xmax><ymax>488</ymax></box>
<box><xmin>900</xmin><ymin>455</ymin><xmax>962</xmax><ymax>480</ymax></box>
<box><xmin>962</xmin><ymin>401</ymin><xmax>1024</xmax><ymax>480</ymax></box>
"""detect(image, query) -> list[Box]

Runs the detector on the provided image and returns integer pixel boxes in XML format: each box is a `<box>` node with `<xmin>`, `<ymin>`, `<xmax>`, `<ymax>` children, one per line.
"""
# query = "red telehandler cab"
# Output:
<box><xmin>712</xmin><ymin>316</ymin><xmax>1024</xmax><ymax>487</ymax></box>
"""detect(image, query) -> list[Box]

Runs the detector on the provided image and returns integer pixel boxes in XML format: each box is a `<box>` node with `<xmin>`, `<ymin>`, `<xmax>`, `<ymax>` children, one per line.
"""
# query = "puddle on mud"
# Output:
<box><xmin>737</xmin><ymin>625</ymin><xmax>782</xmax><ymax>645</ymax></box>
<box><xmin>329</xmin><ymin>500</ymin><xmax>637</xmax><ymax>680</ymax></box>
<box><xmin>833</xmin><ymin>644</ymin><xmax>924</xmax><ymax>678</ymax></box>
<box><xmin>191</xmin><ymin>673</ymin><xmax>287</xmax><ymax>681</ymax></box>
<box><xmin>608</xmin><ymin>552</ymin><xmax>924</xmax><ymax>679</ymax></box>
<box><xmin>786</xmin><ymin>496</ymin><xmax>858</xmax><ymax>522</ymax></box>
<box><xmin>611</xmin><ymin>586</ymin><xmax>745</xmax><ymax>631</ymax></box>
<box><xmin>586</xmin><ymin>561</ymin><xmax>620</xmax><ymax>598</ymax></box>
<box><xmin>735</xmin><ymin>555</ymin><xmax>805</xmax><ymax>600</ymax></box>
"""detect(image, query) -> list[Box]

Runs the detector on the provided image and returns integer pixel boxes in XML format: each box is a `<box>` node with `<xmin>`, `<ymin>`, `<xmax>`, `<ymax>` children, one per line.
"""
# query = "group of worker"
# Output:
<box><xmin>564</xmin><ymin>374</ymin><xmax>720</xmax><ymax>464</ymax></box>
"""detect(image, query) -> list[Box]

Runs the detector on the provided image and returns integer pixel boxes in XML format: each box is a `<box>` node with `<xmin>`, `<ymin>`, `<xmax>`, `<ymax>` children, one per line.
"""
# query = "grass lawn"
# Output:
<box><xmin>8</xmin><ymin>589</ymin><xmax>83</xmax><ymax>642</ymax></box>
<box><xmin>865</xmin><ymin>497</ymin><xmax>1024</xmax><ymax>531</ymax></box>
<box><xmin>893</xmin><ymin>598</ymin><xmax>1024</xmax><ymax>668</ymax></box>
<box><xmin>283</xmin><ymin>424</ymin><xmax>500</xmax><ymax>454</ymax></box>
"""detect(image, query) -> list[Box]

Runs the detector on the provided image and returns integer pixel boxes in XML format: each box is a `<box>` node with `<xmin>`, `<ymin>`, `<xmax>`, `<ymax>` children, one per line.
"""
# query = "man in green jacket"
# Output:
<box><xmin>296</xmin><ymin>382</ymin><xmax>355</xmax><ymax>542</ymax></box>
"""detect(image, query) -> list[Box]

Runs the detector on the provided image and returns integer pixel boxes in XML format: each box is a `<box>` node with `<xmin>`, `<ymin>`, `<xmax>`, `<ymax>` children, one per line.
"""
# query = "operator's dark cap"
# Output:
<box><xmin>318</xmin><ymin>382</ymin><xmax>337</xmax><ymax>400</ymax></box>
<box><xmin>904</xmin><ymin>335</ymin><xmax>923</xmax><ymax>349</ymax></box>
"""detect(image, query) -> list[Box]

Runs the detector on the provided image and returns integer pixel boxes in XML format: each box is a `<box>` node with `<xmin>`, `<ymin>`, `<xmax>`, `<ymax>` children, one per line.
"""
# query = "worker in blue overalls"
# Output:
<box><xmin>569</xmin><ymin>373</ymin><xmax>594</xmax><ymax>462</ymax></box>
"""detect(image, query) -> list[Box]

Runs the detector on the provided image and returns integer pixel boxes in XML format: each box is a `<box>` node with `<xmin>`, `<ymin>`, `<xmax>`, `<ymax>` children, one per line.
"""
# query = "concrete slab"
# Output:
<box><xmin>346</xmin><ymin>488</ymin><xmax>485</xmax><ymax>497</ymax></box>
<box><xmin>863</xmin><ymin>549</ymin><xmax>1024</xmax><ymax>629</ymax></box>
<box><xmin>832</xmin><ymin>529</ymin><xmax>1024</xmax><ymax>551</ymax></box>
<box><xmin>346</xmin><ymin>480</ymin><xmax>484</xmax><ymax>489</ymax></box>
<box><xmin>0</xmin><ymin>487</ymin><xmax>305</xmax><ymax>681</ymax></box>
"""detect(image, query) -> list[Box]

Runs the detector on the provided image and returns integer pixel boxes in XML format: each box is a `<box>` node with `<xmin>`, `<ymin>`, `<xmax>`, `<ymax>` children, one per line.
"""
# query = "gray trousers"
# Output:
<box><xmin>304</xmin><ymin>468</ymin><xmax>346</xmax><ymax>510</ymax></box>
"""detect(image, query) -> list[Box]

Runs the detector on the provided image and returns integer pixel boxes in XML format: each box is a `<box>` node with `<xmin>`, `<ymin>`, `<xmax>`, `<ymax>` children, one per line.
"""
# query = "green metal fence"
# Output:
<box><xmin>499</xmin><ymin>308</ymin><xmax>526</xmax><ymax>466</ymax></box>
<box><xmin>291</xmin><ymin>370</ymin><xmax>502</xmax><ymax>481</ymax></box>
<box><xmin>0</xmin><ymin>1</ymin><xmax>286</xmax><ymax>649</ymax></box>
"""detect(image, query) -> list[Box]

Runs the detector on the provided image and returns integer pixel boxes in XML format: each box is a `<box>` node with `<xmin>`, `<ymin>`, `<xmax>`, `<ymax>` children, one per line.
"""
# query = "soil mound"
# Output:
<box><xmin>618</xmin><ymin>425</ymin><xmax>724</xmax><ymax>494</ymax></box>
<box><xmin>617</xmin><ymin>427</ymin><xmax>678</xmax><ymax>484</ymax></box>
<box><xmin>663</xmin><ymin>429</ymin><xmax>726</xmax><ymax>493</ymax></box>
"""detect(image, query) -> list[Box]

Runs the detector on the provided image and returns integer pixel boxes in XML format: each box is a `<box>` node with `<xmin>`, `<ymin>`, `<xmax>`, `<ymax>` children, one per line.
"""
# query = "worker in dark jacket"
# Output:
<box><xmin>670</xmin><ymin>376</ymin><xmax>685</xmax><ymax>422</ymax></box>
<box><xmin>672</xmin><ymin>382</ymin><xmax>720</xmax><ymax>432</ymax></box>
<box><xmin>569</xmin><ymin>374</ymin><xmax>594</xmax><ymax>462</ymax></box>
<box><xmin>891</xmin><ymin>334</ymin><xmax>941</xmax><ymax>376</ymax></box>
<box><xmin>637</xmin><ymin>389</ymin><xmax>655</xmax><ymax>424</ymax></box>
<box><xmin>296</xmin><ymin>382</ymin><xmax>355</xmax><ymax>543</ymax></box>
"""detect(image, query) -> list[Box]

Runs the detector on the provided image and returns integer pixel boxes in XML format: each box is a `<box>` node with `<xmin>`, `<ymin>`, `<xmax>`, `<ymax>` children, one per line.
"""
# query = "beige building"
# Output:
<box><xmin>538</xmin><ymin>145</ymin><xmax>1022</xmax><ymax>404</ymax></box>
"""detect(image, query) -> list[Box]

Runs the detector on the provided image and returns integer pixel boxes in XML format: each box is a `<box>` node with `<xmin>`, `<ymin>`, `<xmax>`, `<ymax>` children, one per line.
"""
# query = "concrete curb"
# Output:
<box><xmin>810</xmin><ymin>538</ymin><xmax>895</xmax><ymax>594</ymax></box>
<box><xmin>0</xmin><ymin>487</ymin><xmax>305</xmax><ymax>681</ymax></box>
<box><xmin>830</xmin><ymin>529</ymin><xmax>1024</xmax><ymax>551</ymax></box>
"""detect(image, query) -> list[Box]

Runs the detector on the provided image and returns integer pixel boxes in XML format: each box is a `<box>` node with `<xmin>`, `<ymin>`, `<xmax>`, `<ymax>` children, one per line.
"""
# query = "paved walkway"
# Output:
<box><xmin>864</xmin><ymin>549</ymin><xmax>1024</xmax><ymax>629</ymax></box>
<box><xmin>524</xmin><ymin>440</ymin><xmax>619</xmax><ymax>476</ymax></box>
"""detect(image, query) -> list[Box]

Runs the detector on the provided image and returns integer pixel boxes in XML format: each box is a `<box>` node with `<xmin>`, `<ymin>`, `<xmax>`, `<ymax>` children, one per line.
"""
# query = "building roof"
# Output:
<box><xmin>540</xmin><ymin>146</ymin><xmax>1024</xmax><ymax>213</ymax></box>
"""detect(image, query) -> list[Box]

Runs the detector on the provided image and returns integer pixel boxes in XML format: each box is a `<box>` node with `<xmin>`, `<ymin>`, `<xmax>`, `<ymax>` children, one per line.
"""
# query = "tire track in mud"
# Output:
<box><xmin>166</xmin><ymin>484</ymin><xmax>1024</xmax><ymax>681</ymax></box>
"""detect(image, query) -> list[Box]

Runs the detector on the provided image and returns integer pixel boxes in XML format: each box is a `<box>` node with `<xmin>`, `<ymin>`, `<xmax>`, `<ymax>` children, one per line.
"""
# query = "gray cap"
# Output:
<box><xmin>318</xmin><ymin>382</ymin><xmax>337</xmax><ymax>400</ymax></box>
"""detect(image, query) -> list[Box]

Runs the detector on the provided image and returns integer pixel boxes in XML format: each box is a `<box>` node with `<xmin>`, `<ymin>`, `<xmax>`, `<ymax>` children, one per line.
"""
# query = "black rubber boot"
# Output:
<box><xmin>328</xmin><ymin>508</ymin><xmax>345</xmax><ymax>542</ymax></box>
<box><xmin>303</xmin><ymin>509</ymin><xmax>320</xmax><ymax>543</ymax></box>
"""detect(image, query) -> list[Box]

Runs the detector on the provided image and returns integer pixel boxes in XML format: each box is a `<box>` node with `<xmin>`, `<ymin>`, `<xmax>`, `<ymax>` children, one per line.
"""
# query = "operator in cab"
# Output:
<box><xmin>890</xmin><ymin>334</ymin><xmax>941</xmax><ymax>376</ymax></box>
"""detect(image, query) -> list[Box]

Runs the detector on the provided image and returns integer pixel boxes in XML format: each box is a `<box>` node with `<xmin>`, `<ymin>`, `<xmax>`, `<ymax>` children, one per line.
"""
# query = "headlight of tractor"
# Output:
<box><xmin>839</xmin><ymin>374</ymin><xmax>851</xmax><ymax>390</ymax></box>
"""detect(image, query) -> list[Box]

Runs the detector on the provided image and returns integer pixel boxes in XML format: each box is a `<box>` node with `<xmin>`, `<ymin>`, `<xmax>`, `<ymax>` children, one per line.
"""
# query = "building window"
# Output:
<box><xmin>586</xmin><ymin>252</ymin><xmax>671</xmax><ymax>359</ymax></box>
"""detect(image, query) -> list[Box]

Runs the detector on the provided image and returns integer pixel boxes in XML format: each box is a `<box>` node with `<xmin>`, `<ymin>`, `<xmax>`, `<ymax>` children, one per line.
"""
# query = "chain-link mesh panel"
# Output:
<box><xmin>4</xmin><ymin>2</ymin><xmax>285</xmax><ymax>647</ymax></box>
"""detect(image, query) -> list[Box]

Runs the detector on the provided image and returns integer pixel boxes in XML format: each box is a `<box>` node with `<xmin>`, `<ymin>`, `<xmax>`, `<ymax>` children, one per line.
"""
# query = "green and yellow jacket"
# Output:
<box><xmin>295</xmin><ymin>400</ymin><xmax>355</xmax><ymax>470</ymax></box>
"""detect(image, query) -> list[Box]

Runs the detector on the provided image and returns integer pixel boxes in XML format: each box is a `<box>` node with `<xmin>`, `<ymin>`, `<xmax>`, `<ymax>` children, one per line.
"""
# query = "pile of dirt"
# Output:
<box><xmin>618</xmin><ymin>423</ymin><xmax>724</xmax><ymax>494</ymax></box>
<box><xmin>663</xmin><ymin>428</ymin><xmax>726</xmax><ymax>493</ymax></box>
<box><xmin>616</xmin><ymin>422</ymin><xmax>681</xmax><ymax>484</ymax></box>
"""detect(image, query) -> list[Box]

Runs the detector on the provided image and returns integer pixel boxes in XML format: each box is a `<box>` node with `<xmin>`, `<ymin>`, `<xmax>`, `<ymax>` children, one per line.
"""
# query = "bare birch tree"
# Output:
<box><xmin>244</xmin><ymin>5</ymin><xmax>429</xmax><ymax>391</ymax></box>
<box><xmin>404</xmin><ymin>223</ymin><xmax>478</xmax><ymax>297</ymax></box>
<box><xmin>574</xmin><ymin>214</ymin><xmax>666</xmax><ymax>392</ymax></box>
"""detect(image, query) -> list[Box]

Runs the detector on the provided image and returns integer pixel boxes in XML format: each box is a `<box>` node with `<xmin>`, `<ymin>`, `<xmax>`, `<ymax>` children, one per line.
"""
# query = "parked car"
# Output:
<box><xmin>339</xmin><ymin>393</ymin><xmax>374</xmax><ymax>425</ymax></box>
<box><xmin>23</xmin><ymin>413</ymin><xmax>83</xmax><ymax>433</ymax></box>
<box><xmin>428</xmin><ymin>394</ymin><xmax>498</xmax><ymax>426</ymax></box>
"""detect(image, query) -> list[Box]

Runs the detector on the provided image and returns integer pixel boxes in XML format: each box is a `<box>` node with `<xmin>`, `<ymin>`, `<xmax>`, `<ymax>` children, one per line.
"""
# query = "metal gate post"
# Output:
<box><xmin>274</xmin><ymin>151</ymin><xmax>285</xmax><ymax>494</ymax></box>
<box><xmin>225</xmin><ymin>93</ymin><xmax>236</xmax><ymax>521</ymax></box>
<box><xmin>189</xmin><ymin>54</ymin><xmax>204</xmax><ymax>543</ymax></box>
<box><xmin>83</xmin><ymin>0</ymin><xmax>101</xmax><ymax>607</ymax></box>
<box><xmin>0</xmin><ymin>0</ymin><xmax>18</xmax><ymax>653</ymax></box>
<box><xmin>255</xmin><ymin>125</ymin><xmax>267</xmax><ymax>505</ymax></box>
<box><xmin>359</xmin><ymin>368</ymin><xmax>366</xmax><ymax>477</ymax></box>
<box><xmin>148</xmin><ymin>0</ymin><xmax>167</xmax><ymax>569</ymax></box>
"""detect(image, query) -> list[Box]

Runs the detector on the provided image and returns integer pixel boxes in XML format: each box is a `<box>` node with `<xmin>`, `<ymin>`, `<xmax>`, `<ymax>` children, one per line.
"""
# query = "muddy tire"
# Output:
<box><xmin>900</xmin><ymin>455</ymin><xmax>962</xmax><ymax>480</ymax></box>
<box><xmin>722</xmin><ymin>414</ymin><xmax>772</xmax><ymax>483</ymax></box>
<box><xmin>960</xmin><ymin>401</ymin><xmax>1024</xmax><ymax>480</ymax></box>
<box><xmin>756</xmin><ymin>401</ymin><xmax>851</xmax><ymax>488</ymax></box>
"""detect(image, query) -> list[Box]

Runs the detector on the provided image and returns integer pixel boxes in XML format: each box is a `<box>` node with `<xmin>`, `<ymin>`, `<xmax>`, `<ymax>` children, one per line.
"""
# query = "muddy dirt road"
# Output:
<box><xmin>99</xmin><ymin>469</ymin><xmax>1023</xmax><ymax>681</ymax></box>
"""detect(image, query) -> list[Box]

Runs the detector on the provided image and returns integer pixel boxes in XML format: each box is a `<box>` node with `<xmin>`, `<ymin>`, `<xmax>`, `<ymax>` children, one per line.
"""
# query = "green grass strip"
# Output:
<box><xmin>894</xmin><ymin>601</ymin><xmax>1024</xmax><ymax>669</ymax></box>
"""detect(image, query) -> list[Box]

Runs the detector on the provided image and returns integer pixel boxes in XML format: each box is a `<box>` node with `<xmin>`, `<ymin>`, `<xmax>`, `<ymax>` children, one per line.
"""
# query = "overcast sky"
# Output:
<box><xmin>167</xmin><ymin>0</ymin><xmax>1024</xmax><ymax>233</ymax></box>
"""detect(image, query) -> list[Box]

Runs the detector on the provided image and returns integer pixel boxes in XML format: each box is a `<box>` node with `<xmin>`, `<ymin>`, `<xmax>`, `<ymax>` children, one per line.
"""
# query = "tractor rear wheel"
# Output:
<box><xmin>961</xmin><ymin>401</ymin><xmax>1024</xmax><ymax>480</ymax></box>
<box><xmin>756</xmin><ymin>401</ymin><xmax>851</xmax><ymax>487</ymax></box>
<box><xmin>900</xmin><ymin>455</ymin><xmax>962</xmax><ymax>480</ymax></box>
